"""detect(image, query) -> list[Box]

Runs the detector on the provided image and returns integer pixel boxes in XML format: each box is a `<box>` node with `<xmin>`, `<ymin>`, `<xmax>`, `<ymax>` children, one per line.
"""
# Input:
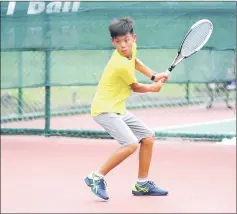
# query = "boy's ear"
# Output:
<box><xmin>111</xmin><ymin>37</ymin><xmax>115</xmax><ymax>45</ymax></box>
<box><xmin>133</xmin><ymin>34</ymin><xmax>137</xmax><ymax>42</ymax></box>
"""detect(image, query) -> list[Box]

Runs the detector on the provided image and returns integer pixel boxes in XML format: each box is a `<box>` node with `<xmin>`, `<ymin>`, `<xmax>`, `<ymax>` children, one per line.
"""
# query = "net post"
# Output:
<box><xmin>17</xmin><ymin>51</ymin><xmax>23</xmax><ymax>120</ymax></box>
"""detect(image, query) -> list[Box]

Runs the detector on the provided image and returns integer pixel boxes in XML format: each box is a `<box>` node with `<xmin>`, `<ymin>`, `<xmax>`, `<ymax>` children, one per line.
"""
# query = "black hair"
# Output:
<box><xmin>109</xmin><ymin>17</ymin><xmax>134</xmax><ymax>38</ymax></box>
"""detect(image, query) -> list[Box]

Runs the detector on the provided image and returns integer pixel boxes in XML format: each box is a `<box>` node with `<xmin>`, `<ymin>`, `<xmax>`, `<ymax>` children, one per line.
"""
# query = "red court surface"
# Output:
<box><xmin>1</xmin><ymin>136</ymin><xmax>236</xmax><ymax>213</ymax></box>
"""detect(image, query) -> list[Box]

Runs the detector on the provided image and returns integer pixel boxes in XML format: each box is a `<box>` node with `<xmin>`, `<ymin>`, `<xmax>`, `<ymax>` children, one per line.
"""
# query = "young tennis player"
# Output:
<box><xmin>84</xmin><ymin>17</ymin><xmax>169</xmax><ymax>200</ymax></box>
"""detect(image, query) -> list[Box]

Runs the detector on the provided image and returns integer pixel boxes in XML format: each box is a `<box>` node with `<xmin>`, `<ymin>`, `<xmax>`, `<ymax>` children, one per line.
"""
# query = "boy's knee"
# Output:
<box><xmin>125</xmin><ymin>143</ymin><xmax>139</xmax><ymax>153</ymax></box>
<box><xmin>141</xmin><ymin>136</ymin><xmax>155</xmax><ymax>145</ymax></box>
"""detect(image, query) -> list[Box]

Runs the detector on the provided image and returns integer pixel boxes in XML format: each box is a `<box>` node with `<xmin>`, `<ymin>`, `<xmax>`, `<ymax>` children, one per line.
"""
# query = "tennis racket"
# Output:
<box><xmin>160</xmin><ymin>19</ymin><xmax>213</xmax><ymax>82</ymax></box>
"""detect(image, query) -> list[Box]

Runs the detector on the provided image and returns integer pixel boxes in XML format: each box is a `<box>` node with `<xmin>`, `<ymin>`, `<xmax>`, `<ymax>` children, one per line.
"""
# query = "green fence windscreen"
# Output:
<box><xmin>1</xmin><ymin>2</ymin><xmax>236</xmax><ymax>50</ymax></box>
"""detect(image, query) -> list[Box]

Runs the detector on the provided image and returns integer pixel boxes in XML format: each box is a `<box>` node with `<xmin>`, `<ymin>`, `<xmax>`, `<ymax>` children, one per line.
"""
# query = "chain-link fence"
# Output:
<box><xmin>1</xmin><ymin>49</ymin><xmax>236</xmax><ymax>141</ymax></box>
<box><xmin>1</xmin><ymin>2</ymin><xmax>236</xmax><ymax>141</ymax></box>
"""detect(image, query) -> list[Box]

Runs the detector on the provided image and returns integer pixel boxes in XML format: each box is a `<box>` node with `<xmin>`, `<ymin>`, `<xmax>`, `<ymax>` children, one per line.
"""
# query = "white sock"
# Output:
<box><xmin>137</xmin><ymin>178</ymin><xmax>148</xmax><ymax>183</ymax></box>
<box><xmin>95</xmin><ymin>171</ymin><xmax>104</xmax><ymax>178</ymax></box>
<box><xmin>88</xmin><ymin>171</ymin><xmax>104</xmax><ymax>179</ymax></box>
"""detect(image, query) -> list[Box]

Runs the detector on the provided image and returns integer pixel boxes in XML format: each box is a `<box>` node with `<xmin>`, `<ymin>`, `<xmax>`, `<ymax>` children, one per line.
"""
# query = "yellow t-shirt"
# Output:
<box><xmin>91</xmin><ymin>43</ymin><xmax>138</xmax><ymax>116</ymax></box>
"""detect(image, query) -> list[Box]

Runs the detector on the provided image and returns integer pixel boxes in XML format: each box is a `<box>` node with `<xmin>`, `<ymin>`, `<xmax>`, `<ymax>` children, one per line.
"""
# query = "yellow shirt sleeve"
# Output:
<box><xmin>118</xmin><ymin>43</ymin><xmax>138</xmax><ymax>86</ymax></box>
<box><xmin>132</xmin><ymin>42</ymin><xmax>137</xmax><ymax>57</ymax></box>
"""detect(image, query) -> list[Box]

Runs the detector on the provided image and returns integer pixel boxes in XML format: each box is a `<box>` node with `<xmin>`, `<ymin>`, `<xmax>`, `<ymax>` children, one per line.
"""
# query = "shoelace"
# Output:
<box><xmin>92</xmin><ymin>175</ymin><xmax>107</xmax><ymax>189</ymax></box>
<box><xmin>147</xmin><ymin>181</ymin><xmax>155</xmax><ymax>185</ymax></box>
<box><xmin>147</xmin><ymin>181</ymin><xmax>158</xmax><ymax>188</ymax></box>
<box><xmin>147</xmin><ymin>181</ymin><xmax>164</xmax><ymax>190</ymax></box>
<box><xmin>98</xmin><ymin>179</ymin><xmax>107</xmax><ymax>187</ymax></box>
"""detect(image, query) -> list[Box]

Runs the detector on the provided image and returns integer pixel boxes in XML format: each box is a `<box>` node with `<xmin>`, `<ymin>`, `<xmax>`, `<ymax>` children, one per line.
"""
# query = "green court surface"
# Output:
<box><xmin>156</xmin><ymin>119</ymin><xmax>236</xmax><ymax>135</ymax></box>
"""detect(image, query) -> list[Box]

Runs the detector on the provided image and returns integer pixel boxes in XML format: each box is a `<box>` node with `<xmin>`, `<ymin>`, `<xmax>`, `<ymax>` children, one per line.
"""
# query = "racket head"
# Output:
<box><xmin>179</xmin><ymin>19</ymin><xmax>213</xmax><ymax>58</ymax></box>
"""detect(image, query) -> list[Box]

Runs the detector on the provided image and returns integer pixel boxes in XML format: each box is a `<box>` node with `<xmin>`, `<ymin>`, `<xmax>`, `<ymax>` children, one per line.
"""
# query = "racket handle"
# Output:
<box><xmin>159</xmin><ymin>69</ymin><xmax>171</xmax><ymax>83</ymax></box>
<box><xmin>165</xmin><ymin>69</ymin><xmax>171</xmax><ymax>76</ymax></box>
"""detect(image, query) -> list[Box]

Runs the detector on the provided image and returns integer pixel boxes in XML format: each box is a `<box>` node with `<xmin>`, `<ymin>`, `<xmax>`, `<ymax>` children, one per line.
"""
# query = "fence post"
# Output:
<box><xmin>17</xmin><ymin>51</ymin><xmax>23</xmax><ymax>120</ymax></box>
<box><xmin>185</xmin><ymin>82</ymin><xmax>190</xmax><ymax>104</ymax></box>
<box><xmin>185</xmin><ymin>15</ymin><xmax>191</xmax><ymax>104</ymax></box>
<box><xmin>234</xmin><ymin>49</ymin><xmax>236</xmax><ymax>76</ymax></box>
<box><xmin>44</xmin><ymin>50</ymin><xmax>51</xmax><ymax>136</ymax></box>
<box><xmin>44</xmin><ymin>12</ymin><xmax>52</xmax><ymax>136</ymax></box>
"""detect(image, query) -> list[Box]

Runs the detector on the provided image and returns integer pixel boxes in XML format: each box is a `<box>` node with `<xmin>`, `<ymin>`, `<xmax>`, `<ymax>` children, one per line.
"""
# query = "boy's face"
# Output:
<box><xmin>111</xmin><ymin>33</ymin><xmax>136</xmax><ymax>58</ymax></box>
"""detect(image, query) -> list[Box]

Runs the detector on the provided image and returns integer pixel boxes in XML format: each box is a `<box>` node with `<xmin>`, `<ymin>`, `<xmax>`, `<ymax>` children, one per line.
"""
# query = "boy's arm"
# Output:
<box><xmin>135</xmin><ymin>58</ymin><xmax>169</xmax><ymax>82</ymax></box>
<box><xmin>130</xmin><ymin>82</ymin><xmax>165</xmax><ymax>93</ymax></box>
<box><xmin>135</xmin><ymin>58</ymin><xmax>154</xmax><ymax>79</ymax></box>
<box><xmin>118</xmin><ymin>65</ymin><xmax>165</xmax><ymax>93</ymax></box>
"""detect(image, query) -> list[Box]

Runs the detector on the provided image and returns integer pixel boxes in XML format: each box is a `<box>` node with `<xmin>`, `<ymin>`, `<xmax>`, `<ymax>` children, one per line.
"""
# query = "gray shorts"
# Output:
<box><xmin>93</xmin><ymin>111</ymin><xmax>155</xmax><ymax>146</ymax></box>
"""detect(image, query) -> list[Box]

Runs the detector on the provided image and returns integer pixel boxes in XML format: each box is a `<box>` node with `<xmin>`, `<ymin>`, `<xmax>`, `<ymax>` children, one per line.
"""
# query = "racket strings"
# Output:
<box><xmin>181</xmin><ymin>21</ymin><xmax>212</xmax><ymax>57</ymax></box>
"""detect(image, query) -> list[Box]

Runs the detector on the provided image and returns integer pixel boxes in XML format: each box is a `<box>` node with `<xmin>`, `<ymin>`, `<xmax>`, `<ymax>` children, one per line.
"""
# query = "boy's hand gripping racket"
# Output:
<box><xmin>161</xmin><ymin>19</ymin><xmax>213</xmax><ymax>82</ymax></box>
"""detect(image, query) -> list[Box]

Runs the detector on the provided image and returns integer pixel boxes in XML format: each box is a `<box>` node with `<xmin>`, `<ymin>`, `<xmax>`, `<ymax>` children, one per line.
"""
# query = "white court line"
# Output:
<box><xmin>154</xmin><ymin>118</ymin><xmax>236</xmax><ymax>131</ymax></box>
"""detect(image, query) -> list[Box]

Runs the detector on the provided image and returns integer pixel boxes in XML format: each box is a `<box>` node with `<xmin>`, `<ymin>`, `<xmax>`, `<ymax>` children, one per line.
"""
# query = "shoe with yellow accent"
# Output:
<box><xmin>132</xmin><ymin>181</ymin><xmax>168</xmax><ymax>196</ymax></box>
<box><xmin>84</xmin><ymin>173</ymin><xmax>109</xmax><ymax>200</ymax></box>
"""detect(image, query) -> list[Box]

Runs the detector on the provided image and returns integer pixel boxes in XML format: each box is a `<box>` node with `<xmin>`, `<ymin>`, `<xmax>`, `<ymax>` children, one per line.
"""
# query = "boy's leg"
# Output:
<box><xmin>122</xmin><ymin>112</ymin><xmax>155</xmax><ymax>180</ymax></box>
<box><xmin>98</xmin><ymin>143</ymin><xmax>138</xmax><ymax>176</ymax></box>
<box><xmin>122</xmin><ymin>111</ymin><xmax>168</xmax><ymax>196</ymax></box>
<box><xmin>138</xmin><ymin>136</ymin><xmax>155</xmax><ymax>179</ymax></box>
<box><xmin>93</xmin><ymin>113</ymin><xmax>139</xmax><ymax>176</ymax></box>
<box><xmin>85</xmin><ymin>143</ymin><xmax>139</xmax><ymax>200</ymax></box>
<box><xmin>85</xmin><ymin>113</ymin><xmax>139</xmax><ymax>200</ymax></box>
